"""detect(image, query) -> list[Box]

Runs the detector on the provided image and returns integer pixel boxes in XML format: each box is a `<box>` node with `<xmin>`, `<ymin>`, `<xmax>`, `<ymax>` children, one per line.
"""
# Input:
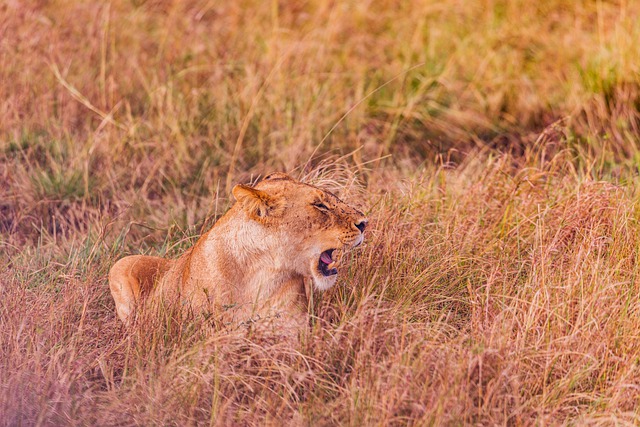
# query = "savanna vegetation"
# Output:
<box><xmin>2</xmin><ymin>0</ymin><xmax>640</xmax><ymax>424</ymax></box>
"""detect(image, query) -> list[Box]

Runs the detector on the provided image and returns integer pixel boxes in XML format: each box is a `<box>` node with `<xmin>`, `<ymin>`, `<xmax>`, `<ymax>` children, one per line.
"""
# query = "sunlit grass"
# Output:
<box><xmin>3</xmin><ymin>0</ymin><xmax>640</xmax><ymax>425</ymax></box>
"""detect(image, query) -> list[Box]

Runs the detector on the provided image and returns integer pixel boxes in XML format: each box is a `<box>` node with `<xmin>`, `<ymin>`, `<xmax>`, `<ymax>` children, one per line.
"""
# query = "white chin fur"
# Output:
<box><xmin>312</xmin><ymin>273</ymin><xmax>338</xmax><ymax>291</ymax></box>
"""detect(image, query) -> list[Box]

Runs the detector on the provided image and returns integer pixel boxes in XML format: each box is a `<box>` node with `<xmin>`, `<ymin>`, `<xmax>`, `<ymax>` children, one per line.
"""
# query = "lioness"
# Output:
<box><xmin>109</xmin><ymin>173</ymin><xmax>367</xmax><ymax>333</ymax></box>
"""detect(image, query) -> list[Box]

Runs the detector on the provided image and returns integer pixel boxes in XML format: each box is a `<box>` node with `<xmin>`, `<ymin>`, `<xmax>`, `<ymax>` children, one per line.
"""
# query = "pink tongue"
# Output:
<box><xmin>320</xmin><ymin>252</ymin><xmax>333</xmax><ymax>264</ymax></box>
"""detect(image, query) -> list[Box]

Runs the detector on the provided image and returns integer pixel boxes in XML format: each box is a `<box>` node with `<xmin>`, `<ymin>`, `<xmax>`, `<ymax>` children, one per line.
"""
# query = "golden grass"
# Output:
<box><xmin>2</xmin><ymin>0</ymin><xmax>640</xmax><ymax>425</ymax></box>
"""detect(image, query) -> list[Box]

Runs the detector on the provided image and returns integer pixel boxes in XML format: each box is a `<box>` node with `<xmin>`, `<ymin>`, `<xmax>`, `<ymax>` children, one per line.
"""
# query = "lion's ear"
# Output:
<box><xmin>232</xmin><ymin>184</ymin><xmax>285</xmax><ymax>219</ymax></box>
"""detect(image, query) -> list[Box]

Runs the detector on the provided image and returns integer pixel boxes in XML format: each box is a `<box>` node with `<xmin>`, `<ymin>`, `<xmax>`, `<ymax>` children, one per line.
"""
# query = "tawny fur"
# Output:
<box><xmin>108</xmin><ymin>173</ymin><xmax>367</xmax><ymax>334</ymax></box>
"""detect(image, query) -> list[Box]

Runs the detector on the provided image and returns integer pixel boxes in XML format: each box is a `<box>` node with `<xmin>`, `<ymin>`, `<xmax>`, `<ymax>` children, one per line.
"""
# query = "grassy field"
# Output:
<box><xmin>2</xmin><ymin>0</ymin><xmax>640</xmax><ymax>424</ymax></box>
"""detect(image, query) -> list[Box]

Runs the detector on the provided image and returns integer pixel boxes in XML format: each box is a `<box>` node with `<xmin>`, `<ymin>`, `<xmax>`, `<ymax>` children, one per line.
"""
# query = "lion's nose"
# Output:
<box><xmin>355</xmin><ymin>219</ymin><xmax>367</xmax><ymax>233</ymax></box>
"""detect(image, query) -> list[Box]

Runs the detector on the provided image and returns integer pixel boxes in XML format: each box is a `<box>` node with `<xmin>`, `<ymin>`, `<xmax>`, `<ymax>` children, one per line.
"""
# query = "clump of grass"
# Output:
<box><xmin>5</xmin><ymin>150</ymin><xmax>640</xmax><ymax>424</ymax></box>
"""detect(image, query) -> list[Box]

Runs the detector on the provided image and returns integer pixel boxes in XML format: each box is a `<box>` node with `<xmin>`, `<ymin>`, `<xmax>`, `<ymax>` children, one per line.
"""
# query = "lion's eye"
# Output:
<box><xmin>313</xmin><ymin>202</ymin><xmax>329</xmax><ymax>211</ymax></box>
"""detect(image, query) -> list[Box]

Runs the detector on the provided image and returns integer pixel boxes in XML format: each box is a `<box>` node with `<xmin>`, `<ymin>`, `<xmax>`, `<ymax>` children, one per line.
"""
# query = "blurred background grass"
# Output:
<box><xmin>3</xmin><ymin>1</ymin><xmax>640</xmax><ymax>240</ymax></box>
<box><xmin>3</xmin><ymin>1</ymin><xmax>640</xmax><ymax>227</ymax></box>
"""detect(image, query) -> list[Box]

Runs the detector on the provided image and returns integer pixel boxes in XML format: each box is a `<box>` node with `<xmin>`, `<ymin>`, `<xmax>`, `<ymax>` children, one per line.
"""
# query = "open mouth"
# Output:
<box><xmin>318</xmin><ymin>249</ymin><xmax>338</xmax><ymax>277</ymax></box>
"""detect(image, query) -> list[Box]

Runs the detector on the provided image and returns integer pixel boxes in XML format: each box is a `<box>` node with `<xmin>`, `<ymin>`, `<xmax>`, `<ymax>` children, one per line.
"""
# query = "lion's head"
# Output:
<box><xmin>232</xmin><ymin>172</ymin><xmax>367</xmax><ymax>291</ymax></box>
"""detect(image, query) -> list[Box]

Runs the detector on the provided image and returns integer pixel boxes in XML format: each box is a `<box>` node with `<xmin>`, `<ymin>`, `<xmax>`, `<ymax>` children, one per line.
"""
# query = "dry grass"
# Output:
<box><xmin>3</xmin><ymin>0</ymin><xmax>640</xmax><ymax>425</ymax></box>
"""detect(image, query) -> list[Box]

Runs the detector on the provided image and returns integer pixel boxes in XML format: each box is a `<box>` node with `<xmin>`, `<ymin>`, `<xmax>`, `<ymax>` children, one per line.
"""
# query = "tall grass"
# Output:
<box><xmin>2</xmin><ymin>0</ymin><xmax>640</xmax><ymax>424</ymax></box>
